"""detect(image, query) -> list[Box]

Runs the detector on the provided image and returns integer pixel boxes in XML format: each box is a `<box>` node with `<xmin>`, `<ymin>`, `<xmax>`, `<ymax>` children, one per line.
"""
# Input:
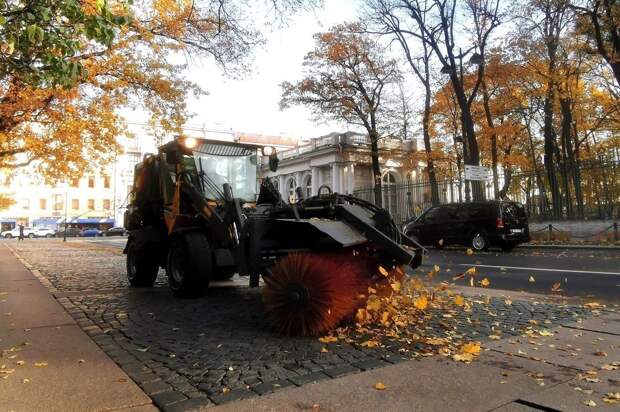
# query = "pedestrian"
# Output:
<box><xmin>18</xmin><ymin>224</ymin><xmax>24</xmax><ymax>241</ymax></box>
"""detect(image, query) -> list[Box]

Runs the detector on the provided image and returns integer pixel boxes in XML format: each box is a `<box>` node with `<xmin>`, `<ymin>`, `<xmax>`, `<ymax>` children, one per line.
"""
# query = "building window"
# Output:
<box><xmin>103</xmin><ymin>199</ymin><xmax>111</xmax><ymax>210</ymax></box>
<box><xmin>71</xmin><ymin>178</ymin><xmax>80</xmax><ymax>188</ymax></box>
<box><xmin>39</xmin><ymin>199</ymin><xmax>47</xmax><ymax>210</ymax></box>
<box><xmin>22</xmin><ymin>199</ymin><xmax>30</xmax><ymax>210</ymax></box>
<box><xmin>88</xmin><ymin>199</ymin><xmax>95</xmax><ymax>210</ymax></box>
<box><xmin>72</xmin><ymin>199</ymin><xmax>79</xmax><ymax>210</ymax></box>
<box><xmin>53</xmin><ymin>194</ymin><xmax>63</xmax><ymax>211</ymax></box>
<box><xmin>304</xmin><ymin>175</ymin><xmax>312</xmax><ymax>198</ymax></box>
<box><xmin>88</xmin><ymin>176</ymin><xmax>95</xmax><ymax>188</ymax></box>
<box><xmin>287</xmin><ymin>178</ymin><xmax>297</xmax><ymax>203</ymax></box>
<box><xmin>103</xmin><ymin>175</ymin><xmax>111</xmax><ymax>189</ymax></box>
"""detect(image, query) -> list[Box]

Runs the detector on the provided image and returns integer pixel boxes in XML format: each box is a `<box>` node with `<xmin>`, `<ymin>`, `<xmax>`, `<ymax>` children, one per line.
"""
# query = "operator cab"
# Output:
<box><xmin>160</xmin><ymin>137</ymin><xmax>279</xmax><ymax>204</ymax></box>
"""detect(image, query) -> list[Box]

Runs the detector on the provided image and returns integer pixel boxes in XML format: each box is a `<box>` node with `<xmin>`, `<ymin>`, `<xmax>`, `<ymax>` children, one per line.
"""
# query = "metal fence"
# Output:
<box><xmin>353</xmin><ymin>161</ymin><xmax>620</xmax><ymax>224</ymax></box>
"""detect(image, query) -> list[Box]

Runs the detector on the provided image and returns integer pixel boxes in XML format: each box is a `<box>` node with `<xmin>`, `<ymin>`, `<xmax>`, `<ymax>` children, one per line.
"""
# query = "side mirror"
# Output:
<box><xmin>268</xmin><ymin>153</ymin><xmax>279</xmax><ymax>172</ymax></box>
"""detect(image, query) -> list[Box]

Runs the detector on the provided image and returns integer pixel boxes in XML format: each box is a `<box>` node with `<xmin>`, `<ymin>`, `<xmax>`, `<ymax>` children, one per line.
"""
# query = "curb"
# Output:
<box><xmin>520</xmin><ymin>244</ymin><xmax>620</xmax><ymax>250</ymax></box>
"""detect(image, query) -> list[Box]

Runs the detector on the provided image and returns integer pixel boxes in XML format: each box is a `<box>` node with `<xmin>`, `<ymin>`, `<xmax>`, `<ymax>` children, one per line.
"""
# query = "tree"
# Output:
<box><xmin>573</xmin><ymin>0</ymin><xmax>620</xmax><ymax>87</ymax></box>
<box><xmin>378</xmin><ymin>0</ymin><xmax>500</xmax><ymax>201</ymax></box>
<box><xmin>280</xmin><ymin>24</ymin><xmax>401</xmax><ymax>207</ymax></box>
<box><xmin>367</xmin><ymin>0</ymin><xmax>441</xmax><ymax>205</ymax></box>
<box><xmin>0</xmin><ymin>0</ymin><xmax>317</xmax><ymax>181</ymax></box>
<box><xmin>0</xmin><ymin>0</ymin><xmax>132</xmax><ymax>87</ymax></box>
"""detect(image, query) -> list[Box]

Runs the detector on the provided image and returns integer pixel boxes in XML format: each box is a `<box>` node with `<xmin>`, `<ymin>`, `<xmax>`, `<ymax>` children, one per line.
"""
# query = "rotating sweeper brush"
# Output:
<box><xmin>123</xmin><ymin>137</ymin><xmax>424</xmax><ymax>337</ymax></box>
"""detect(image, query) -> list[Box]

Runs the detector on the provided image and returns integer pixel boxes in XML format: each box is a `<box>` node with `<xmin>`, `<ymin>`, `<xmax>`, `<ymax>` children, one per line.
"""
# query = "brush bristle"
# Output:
<box><xmin>263</xmin><ymin>251</ymin><xmax>368</xmax><ymax>336</ymax></box>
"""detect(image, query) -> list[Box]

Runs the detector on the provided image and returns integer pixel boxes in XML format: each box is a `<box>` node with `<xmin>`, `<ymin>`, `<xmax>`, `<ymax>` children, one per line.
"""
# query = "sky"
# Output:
<box><xmin>167</xmin><ymin>0</ymin><xmax>362</xmax><ymax>140</ymax></box>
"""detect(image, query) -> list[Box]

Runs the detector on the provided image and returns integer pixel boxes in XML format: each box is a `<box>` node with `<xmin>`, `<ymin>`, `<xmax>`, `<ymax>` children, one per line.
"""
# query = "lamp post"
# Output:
<box><xmin>59</xmin><ymin>183</ymin><xmax>68</xmax><ymax>242</ymax></box>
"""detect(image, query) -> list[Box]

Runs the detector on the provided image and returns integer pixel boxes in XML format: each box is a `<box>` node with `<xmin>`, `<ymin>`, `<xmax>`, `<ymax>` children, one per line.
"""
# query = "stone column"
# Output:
<box><xmin>311</xmin><ymin>167</ymin><xmax>320</xmax><ymax>196</ymax></box>
<box><xmin>278</xmin><ymin>175</ymin><xmax>286</xmax><ymax>199</ymax></box>
<box><xmin>332</xmin><ymin>163</ymin><xmax>342</xmax><ymax>193</ymax></box>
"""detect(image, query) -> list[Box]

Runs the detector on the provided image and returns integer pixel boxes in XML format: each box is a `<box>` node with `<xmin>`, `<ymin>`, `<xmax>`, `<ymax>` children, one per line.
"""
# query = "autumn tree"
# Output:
<box><xmin>280</xmin><ymin>24</ymin><xmax>401</xmax><ymax>207</ymax></box>
<box><xmin>0</xmin><ymin>0</ymin><xmax>317</xmax><ymax>181</ymax></box>
<box><xmin>366</xmin><ymin>0</ymin><xmax>441</xmax><ymax>205</ymax></box>
<box><xmin>572</xmin><ymin>0</ymin><xmax>620</xmax><ymax>87</ymax></box>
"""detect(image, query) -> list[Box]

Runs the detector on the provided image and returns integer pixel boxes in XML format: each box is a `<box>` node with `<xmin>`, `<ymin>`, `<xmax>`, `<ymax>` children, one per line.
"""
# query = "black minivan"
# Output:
<box><xmin>403</xmin><ymin>201</ymin><xmax>530</xmax><ymax>251</ymax></box>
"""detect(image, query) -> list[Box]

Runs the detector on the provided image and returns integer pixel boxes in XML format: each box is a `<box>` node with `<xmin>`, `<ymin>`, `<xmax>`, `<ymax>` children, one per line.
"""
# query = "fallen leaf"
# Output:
<box><xmin>375</xmin><ymin>382</ymin><xmax>386</xmax><ymax>390</ymax></box>
<box><xmin>583</xmin><ymin>400</ymin><xmax>597</xmax><ymax>407</ymax></box>
<box><xmin>414</xmin><ymin>295</ymin><xmax>428</xmax><ymax>310</ymax></box>
<box><xmin>454</xmin><ymin>295</ymin><xmax>465</xmax><ymax>306</ymax></box>
<box><xmin>603</xmin><ymin>392</ymin><xmax>620</xmax><ymax>404</ymax></box>
<box><xmin>321</xmin><ymin>347</ymin><xmax>328</xmax><ymax>353</ymax></box>
<box><xmin>390</xmin><ymin>281</ymin><xmax>401</xmax><ymax>292</ymax></box>
<box><xmin>489</xmin><ymin>335</ymin><xmax>501</xmax><ymax>340</ymax></box>
<box><xmin>378</xmin><ymin>266</ymin><xmax>389</xmax><ymax>277</ymax></box>
<box><xmin>33</xmin><ymin>362</ymin><xmax>48</xmax><ymax>367</ymax></box>
<box><xmin>594</xmin><ymin>351</ymin><xmax>607</xmax><ymax>357</ymax></box>
<box><xmin>551</xmin><ymin>283</ymin><xmax>563</xmax><ymax>292</ymax></box>
<box><xmin>504</xmin><ymin>299</ymin><xmax>512</xmax><ymax>305</ymax></box>
<box><xmin>528</xmin><ymin>276</ymin><xmax>535</xmax><ymax>283</ymax></box>
<box><xmin>438</xmin><ymin>239</ymin><xmax>444</xmax><ymax>246</ymax></box>
<box><xmin>318</xmin><ymin>336</ymin><xmax>338</xmax><ymax>344</ymax></box>
<box><xmin>22</xmin><ymin>378</ymin><xmax>30</xmax><ymax>384</ymax></box>
<box><xmin>222</xmin><ymin>387</ymin><xmax>230</xmax><ymax>394</ymax></box>
<box><xmin>433</xmin><ymin>265</ymin><xmax>440</xmax><ymax>273</ymax></box>
<box><xmin>461</xmin><ymin>342</ymin><xmax>481</xmax><ymax>355</ymax></box>
<box><xmin>480</xmin><ymin>278</ymin><xmax>490</xmax><ymax>287</ymax></box>
<box><xmin>16</xmin><ymin>361</ymin><xmax>24</xmax><ymax>366</ymax></box>
<box><xmin>136</xmin><ymin>347</ymin><xmax>150</xmax><ymax>352</ymax></box>
<box><xmin>467</xmin><ymin>248</ymin><xmax>473</xmax><ymax>256</ymax></box>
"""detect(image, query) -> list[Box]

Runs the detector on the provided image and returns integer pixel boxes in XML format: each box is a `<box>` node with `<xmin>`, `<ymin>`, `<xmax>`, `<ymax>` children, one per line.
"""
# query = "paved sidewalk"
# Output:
<box><xmin>0</xmin><ymin>245</ymin><xmax>156</xmax><ymax>412</ymax></box>
<box><xmin>212</xmin><ymin>311</ymin><xmax>620</xmax><ymax>412</ymax></box>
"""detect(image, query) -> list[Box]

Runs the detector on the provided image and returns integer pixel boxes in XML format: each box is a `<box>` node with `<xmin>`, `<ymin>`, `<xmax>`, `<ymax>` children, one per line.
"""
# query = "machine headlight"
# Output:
<box><xmin>262</xmin><ymin>146</ymin><xmax>275</xmax><ymax>156</ymax></box>
<box><xmin>184</xmin><ymin>137</ymin><xmax>198</xmax><ymax>149</ymax></box>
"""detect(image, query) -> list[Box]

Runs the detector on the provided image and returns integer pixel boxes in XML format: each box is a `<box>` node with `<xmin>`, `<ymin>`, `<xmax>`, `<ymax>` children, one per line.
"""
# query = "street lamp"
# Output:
<box><xmin>58</xmin><ymin>182</ymin><xmax>68</xmax><ymax>242</ymax></box>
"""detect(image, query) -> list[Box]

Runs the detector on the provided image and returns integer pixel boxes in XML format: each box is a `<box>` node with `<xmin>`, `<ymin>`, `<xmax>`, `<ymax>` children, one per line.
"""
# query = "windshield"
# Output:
<box><xmin>192</xmin><ymin>150</ymin><xmax>258</xmax><ymax>201</ymax></box>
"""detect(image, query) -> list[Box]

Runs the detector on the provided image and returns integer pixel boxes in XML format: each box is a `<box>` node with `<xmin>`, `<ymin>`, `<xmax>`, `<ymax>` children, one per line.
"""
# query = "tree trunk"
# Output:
<box><xmin>526</xmin><ymin>119</ymin><xmax>549</xmax><ymax>218</ymax></box>
<box><xmin>452</xmin><ymin>78</ymin><xmax>484</xmax><ymax>201</ymax></box>
<box><xmin>369</xmin><ymin>130</ymin><xmax>382</xmax><ymax>208</ymax></box>
<box><xmin>481</xmin><ymin>80</ymin><xmax>499</xmax><ymax>199</ymax></box>
<box><xmin>423</xmin><ymin>84</ymin><xmax>440</xmax><ymax>205</ymax></box>
<box><xmin>543</xmin><ymin>82</ymin><xmax>561</xmax><ymax>218</ymax></box>
<box><xmin>498</xmin><ymin>167</ymin><xmax>512</xmax><ymax>199</ymax></box>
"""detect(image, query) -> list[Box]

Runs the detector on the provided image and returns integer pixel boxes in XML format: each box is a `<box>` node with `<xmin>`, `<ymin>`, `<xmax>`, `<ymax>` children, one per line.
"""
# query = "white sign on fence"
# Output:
<box><xmin>464</xmin><ymin>165</ymin><xmax>490</xmax><ymax>181</ymax></box>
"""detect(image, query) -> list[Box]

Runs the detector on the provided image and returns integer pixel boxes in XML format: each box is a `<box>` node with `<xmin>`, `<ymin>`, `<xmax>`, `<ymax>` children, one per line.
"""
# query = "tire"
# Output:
<box><xmin>45</xmin><ymin>234</ymin><xmax>53</xmax><ymax>238</ymax></box>
<box><xmin>471</xmin><ymin>232</ymin><xmax>488</xmax><ymax>251</ymax></box>
<box><xmin>126</xmin><ymin>240</ymin><xmax>159</xmax><ymax>287</ymax></box>
<box><xmin>4</xmin><ymin>234</ymin><xmax>12</xmax><ymax>239</ymax></box>
<box><xmin>166</xmin><ymin>232</ymin><xmax>212</xmax><ymax>297</ymax></box>
<box><xmin>28</xmin><ymin>233</ymin><xmax>35</xmax><ymax>238</ymax></box>
<box><xmin>501</xmin><ymin>242</ymin><xmax>516</xmax><ymax>252</ymax></box>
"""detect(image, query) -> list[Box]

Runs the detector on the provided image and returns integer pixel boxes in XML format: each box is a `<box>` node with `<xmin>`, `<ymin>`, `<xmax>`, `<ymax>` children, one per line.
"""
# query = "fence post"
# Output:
<box><xmin>614</xmin><ymin>222</ymin><xmax>618</xmax><ymax>242</ymax></box>
<box><xmin>548</xmin><ymin>224</ymin><xmax>553</xmax><ymax>241</ymax></box>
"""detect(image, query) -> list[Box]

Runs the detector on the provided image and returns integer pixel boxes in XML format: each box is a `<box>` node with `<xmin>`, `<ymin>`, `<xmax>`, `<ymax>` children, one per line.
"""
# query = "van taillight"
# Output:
<box><xmin>496</xmin><ymin>218</ymin><xmax>504</xmax><ymax>229</ymax></box>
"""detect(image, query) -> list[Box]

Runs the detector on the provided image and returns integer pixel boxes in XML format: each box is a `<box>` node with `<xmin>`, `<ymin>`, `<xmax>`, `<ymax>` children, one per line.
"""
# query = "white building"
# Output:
<box><xmin>260</xmin><ymin>132</ymin><xmax>419</xmax><ymax>223</ymax></box>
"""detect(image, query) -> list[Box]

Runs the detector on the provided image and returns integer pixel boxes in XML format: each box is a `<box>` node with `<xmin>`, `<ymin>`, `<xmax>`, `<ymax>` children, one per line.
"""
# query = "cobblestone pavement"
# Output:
<box><xmin>5</xmin><ymin>239</ymin><xmax>594</xmax><ymax>411</ymax></box>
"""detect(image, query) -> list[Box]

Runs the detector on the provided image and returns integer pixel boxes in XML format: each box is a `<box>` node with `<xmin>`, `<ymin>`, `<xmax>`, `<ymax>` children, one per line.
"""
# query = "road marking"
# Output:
<box><xmin>458</xmin><ymin>263</ymin><xmax>620</xmax><ymax>276</ymax></box>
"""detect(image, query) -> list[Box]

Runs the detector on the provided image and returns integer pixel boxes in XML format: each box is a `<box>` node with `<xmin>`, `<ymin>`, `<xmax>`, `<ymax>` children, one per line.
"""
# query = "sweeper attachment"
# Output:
<box><xmin>124</xmin><ymin>137</ymin><xmax>423</xmax><ymax>336</ymax></box>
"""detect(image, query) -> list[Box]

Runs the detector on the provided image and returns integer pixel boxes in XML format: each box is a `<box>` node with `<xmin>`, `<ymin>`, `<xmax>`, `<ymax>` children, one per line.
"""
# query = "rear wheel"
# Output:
<box><xmin>471</xmin><ymin>233</ymin><xmax>488</xmax><ymax>251</ymax></box>
<box><xmin>27</xmin><ymin>233</ymin><xmax>35</xmax><ymax>238</ymax></box>
<box><xmin>126</xmin><ymin>241</ymin><xmax>159</xmax><ymax>287</ymax></box>
<box><xmin>167</xmin><ymin>233</ymin><xmax>211</xmax><ymax>297</ymax></box>
<box><xmin>4</xmin><ymin>234</ymin><xmax>12</xmax><ymax>239</ymax></box>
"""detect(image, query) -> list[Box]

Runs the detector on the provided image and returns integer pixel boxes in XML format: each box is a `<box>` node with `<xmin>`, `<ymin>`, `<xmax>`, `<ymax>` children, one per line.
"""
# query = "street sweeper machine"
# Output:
<box><xmin>124</xmin><ymin>136</ymin><xmax>424</xmax><ymax>336</ymax></box>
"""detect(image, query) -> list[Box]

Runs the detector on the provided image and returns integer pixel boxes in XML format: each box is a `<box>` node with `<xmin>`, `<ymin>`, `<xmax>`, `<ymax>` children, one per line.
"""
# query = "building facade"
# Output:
<box><xmin>260</xmin><ymin>132</ymin><xmax>419</xmax><ymax>223</ymax></box>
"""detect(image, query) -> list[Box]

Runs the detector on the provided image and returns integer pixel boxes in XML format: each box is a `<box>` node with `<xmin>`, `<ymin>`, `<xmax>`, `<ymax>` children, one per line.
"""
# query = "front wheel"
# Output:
<box><xmin>471</xmin><ymin>233</ymin><xmax>488</xmax><ymax>251</ymax></box>
<box><xmin>27</xmin><ymin>233</ymin><xmax>35</xmax><ymax>238</ymax></box>
<box><xmin>126</xmin><ymin>241</ymin><xmax>159</xmax><ymax>287</ymax></box>
<box><xmin>167</xmin><ymin>233</ymin><xmax>212</xmax><ymax>298</ymax></box>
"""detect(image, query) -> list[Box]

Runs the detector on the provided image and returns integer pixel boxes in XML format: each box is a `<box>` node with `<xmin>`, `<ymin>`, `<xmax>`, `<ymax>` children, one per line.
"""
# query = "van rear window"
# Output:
<box><xmin>502</xmin><ymin>203</ymin><xmax>526</xmax><ymax>219</ymax></box>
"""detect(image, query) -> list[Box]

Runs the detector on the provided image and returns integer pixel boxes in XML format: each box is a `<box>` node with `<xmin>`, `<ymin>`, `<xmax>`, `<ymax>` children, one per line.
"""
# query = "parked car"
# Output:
<box><xmin>102</xmin><ymin>227</ymin><xmax>128</xmax><ymax>237</ymax></box>
<box><xmin>57</xmin><ymin>227</ymin><xmax>81</xmax><ymax>237</ymax></box>
<box><xmin>33</xmin><ymin>228</ymin><xmax>56</xmax><ymax>238</ymax></box>
<box><xmin>79</xmin><ymin>228</ymin><xmax>103</xmax><ymax>237</ymax></box>
<box><xmin>1</xmin><ymin>227</ymin><xmax>35</xmax><ymax>238</ymax></box>
<box><xmin>403</xmin><ymin>201</ymin><xmax>530</xmax><ymax>251</ymax></box>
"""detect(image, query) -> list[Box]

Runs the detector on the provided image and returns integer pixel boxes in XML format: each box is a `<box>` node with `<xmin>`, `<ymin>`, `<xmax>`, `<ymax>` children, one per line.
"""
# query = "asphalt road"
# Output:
<box><xmin>416</xmin><ymin>247</ymin><xmax>620</xmax><ymax>302</ymax></box>
<box><xmin>85</xmin><ymin>237</ymin><xmax>620</xmax><ymax>302</ymax></box>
